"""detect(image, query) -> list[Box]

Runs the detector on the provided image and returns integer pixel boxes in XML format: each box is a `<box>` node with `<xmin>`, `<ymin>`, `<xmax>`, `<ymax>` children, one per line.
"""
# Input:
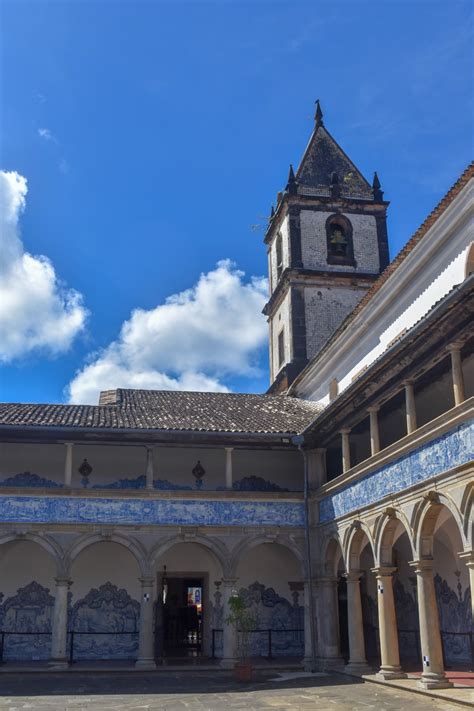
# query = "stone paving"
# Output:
<box><xmin>0</xmin><ymin>671</ymin><xmax>467</xmax><ymax>711</ymax></box>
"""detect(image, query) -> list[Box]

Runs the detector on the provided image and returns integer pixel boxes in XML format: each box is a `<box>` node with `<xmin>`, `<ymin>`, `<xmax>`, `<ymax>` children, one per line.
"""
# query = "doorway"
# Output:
<box><xmin>162</xmin><ymin>577</ymin><xmax>204</xmax><ymax>657</ymax></box>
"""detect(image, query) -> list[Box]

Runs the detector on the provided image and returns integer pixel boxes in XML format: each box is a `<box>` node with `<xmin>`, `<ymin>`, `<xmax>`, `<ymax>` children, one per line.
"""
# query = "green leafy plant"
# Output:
<box><xmin>225</xmin><ymin>592</ymin><xmax>256</xmax><ymax>662</ymax></box>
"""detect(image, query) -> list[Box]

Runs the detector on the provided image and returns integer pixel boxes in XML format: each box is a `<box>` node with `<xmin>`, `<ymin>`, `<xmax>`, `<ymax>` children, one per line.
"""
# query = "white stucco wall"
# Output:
<box><xmin>235</xmin><ymin>543</ymin><xmax>303</xmax><ymax>595</ymax></box>
<box><xmin>300</xmin><ymin>210</ymin><xmax>380</xmax><ymax>273</ymax></box>
<box><xmin>270</xmin><ymin>291</ymin><xmax>291</xmax><ymax>381</ymax></box>
<box><xmin>0</xmin><ymin>540</ymin><xmax>56</xmax><ymax>598</ymax></box>
<box><xmin>269</xmin><ymin>215</ymin><xmax>290</xmax><ymax>292</ymax></box>
<box><xmin>0</xmin><ymin>442</ymin><xmax>303</xmax><ymax>491</ymax></box>
<box><xmin>70</xmin><ymin>541</ymin><xmax>142</xmax><ymax>602</ymax></box>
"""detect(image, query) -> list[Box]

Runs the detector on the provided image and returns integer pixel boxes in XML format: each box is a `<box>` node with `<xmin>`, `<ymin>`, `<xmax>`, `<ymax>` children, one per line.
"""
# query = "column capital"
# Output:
<box><xmin>409</xmin><ymin>558</ymin><xmax>434</xmax><ymax>575</ymax></box>
<box><xmin>458</xmin><ymin>550</ymin><xmax>474</xmax><ymax>568</ymax></box>
<box><xmin>402</xmin><ymin>379</ymin><xmax>415</xmax><ymax>388</ymax></box>
<box><xmin>367</xmin><ymin>405</ymin><xmax>380</xmax><ymax>413</ymax></box>
<box><xmin>371</xmin><ymin>566</ymin><xmax>397</xmax><ymax>578</ymax></box>
<box><xmin>221</xmin><ymin>577</ymin><xmax>238</xmax><ymax>587</ymax></box>
<box><xmin>60</xmin><ymin>441</ymin><xmax>74</xmax><ymax>447</ymax></box>
<box><xmin>54</xmin><ymin>577</ymin><xmax>72</xmax><ymax>587</ymax></box>
<box><xmin>225</xmin><ymin>447</ymin><xmax>234</xmax><ymax>452</ymax></box>
<box><xmin>145</xmin><ymin>445</ymin><xmax>155</xmax><ymax>452</ymax></box>
<box><xmin>339</xmin><ymin>427</ymin><xmax>351</xmax><ymax>435</ymax></box>
<box><xmin>139</xmin><ymin>576</ymin><xmax>155</xmax><ymax>587</ymax></box>
<box><xmin>446</xmin><ymin>341</ymin><xmax>463</xmax><ymax>353</ymax></box>
<box><xmin>344</xmin><ymin>570</ymin><xmax>362</xmax><ymax>582</ymax></box>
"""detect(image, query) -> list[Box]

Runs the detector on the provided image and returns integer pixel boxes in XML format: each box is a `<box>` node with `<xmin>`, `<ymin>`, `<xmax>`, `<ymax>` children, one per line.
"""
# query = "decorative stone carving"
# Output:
<box><xmin>70</xmin><ymin>582</ymin><xmax>140</xmax><ymax>660</ymax></box>
<box><xmin>0</xmin><ymin>472</ymin><xmax>62</xmax><ymax>488</ymax></box>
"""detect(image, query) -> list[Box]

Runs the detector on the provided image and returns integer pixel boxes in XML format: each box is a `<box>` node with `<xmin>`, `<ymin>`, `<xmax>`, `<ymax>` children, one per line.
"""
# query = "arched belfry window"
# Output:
<box><xmin>326</xmin><ymin>214</ymin><xmax>355</xmax><ymax>266</ymax></box>
<box><xmin>275</xmin><ymin>232</ymin><xmax>283</xmax><ymax>280</ymax></box>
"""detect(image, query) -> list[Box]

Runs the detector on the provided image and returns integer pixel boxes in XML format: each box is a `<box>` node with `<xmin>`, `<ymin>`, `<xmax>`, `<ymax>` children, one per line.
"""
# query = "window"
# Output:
<box><xmin>326</xmin><ymin>215</ymin><xmax>355</xmax><ymax>266</ymax></box>
<box><xmin>278</xmin><ymin>329</ymin><xmax>285</xmax><ymax>368</ymax></box>
<box><xmin>275</xmin><ymin>233</ymin><xmax>283</xmax><ymax>280</ymax></box>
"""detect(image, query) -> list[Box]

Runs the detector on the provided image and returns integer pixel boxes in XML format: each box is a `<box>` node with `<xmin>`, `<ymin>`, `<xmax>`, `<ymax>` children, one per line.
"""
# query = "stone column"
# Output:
<box><xmin>317</xmin><ymin>577</ymin><xmax>342</xmax><ymax>668</ymax></box>
<box><xmin>302</xmin><ymin>579</ymin><xmax>318</xmax><ymax>670</ymax></box>
<box><xmin>145</xmin><ymin>447</ymin><xmax>154</xmax><ymax>490</ymax></box>
<box><xmin>50</xmin><ymin>577</ymin><xmax>71</xmax><ymax>668</ymax></box>
<box><xmin>135</xmin><ymin>576</ymin><xmax>156</xmax><ymax>669</ymax></box>
<box><xmin>308</xmin><ymin>448</ymin><xmax>327</xmax><ymax>489</ymax></box>
<box><xmin>409</xmin><ymin>559</ymin><xmax>452</xmax><ymax>689</ymax></box>
<box><xmin>447</xmin><ymin>342</ymin><xmax>465</xmax><ymax>406</ymax></box>
<box><xmin>340</xmin><ymin>429</ymin><xmax>351</xmax><ymax>473</ymax></box>
<box><xmin>64</xmin><ymin>443</ymin><xmax>74</xmax><ymax>487</ymax></box>
<box><xmin>345</xmin><ymin>571</ymin><xmax>371</xmax><ymax>674</ymax></box>
<box><xmin>225</xmin><ymin>448</ymin><xmax>233</xmax><ymax>490</ymax></box>
<box><xmin>404</xmin><ymin>381</ymin><xmax>417</xmax><ymax>435</ymax></box>
<box><xmin>367</xmin><ymin>407</ymin><xmax>380</xmax><ymax>456</ymax></box>
<box><xmin>372</xmin><ymin>566</ymin><xmax>406</xmax><ymax>680</ymax></box>
<box><xmin>220</xmin><ymin>577</ymin><xmax>238</xmax><ymax>669</ymax></box>
<box><xmin>457</xmin><ymin>552</ymin><xmax>473</xmax><ymax>637</ymax></box>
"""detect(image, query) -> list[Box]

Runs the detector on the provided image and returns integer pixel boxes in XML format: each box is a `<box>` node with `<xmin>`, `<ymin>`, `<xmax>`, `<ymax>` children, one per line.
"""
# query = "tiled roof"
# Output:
<box><xmin>0</xmin><ymin>390</ymin><xmax>322</xmax><ymax>435</ymax></box>
<box><xmin>289</xmin><ymin>161</ymin><xmax>474</xmax><ymax>392</ymax></box>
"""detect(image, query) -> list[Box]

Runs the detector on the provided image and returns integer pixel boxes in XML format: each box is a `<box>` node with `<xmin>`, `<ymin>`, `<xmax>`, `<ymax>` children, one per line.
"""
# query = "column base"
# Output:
<box><xmin>417</xmin><ymin>673</ymin><xmax>453</xmax><ymax>690</ymax></box>
<box><xmin>48</xmin><ymin>658</ymin><xmax>69</xmax><ymax>670</ymax></box>
<box><xmin>303</xmin><ymin>656</ymin><xmax>320</xmax><ymax>672</ymax></box>
<box><xmin>376</xmin><ymin>665</ymin><xmax>407</xmax><ymax>680</ymax></box>
<box><xmin>344</xmin><ymin>661</ymin><xmax>373</xmax><ymax>676</ymax></box>
<box><xmin>220</xmin><ymin>657</ymin><xmax>237</xmax><ymax>669</ymax></box>
<box><xmin>318</xmin><ymin>656</ymin><xmax>344</xmax><ymax>671</ymax></box>
<box><xmin>135</xmin><ymin>658</ymin><xmax>157</xmax><ymax>670</ymax></box>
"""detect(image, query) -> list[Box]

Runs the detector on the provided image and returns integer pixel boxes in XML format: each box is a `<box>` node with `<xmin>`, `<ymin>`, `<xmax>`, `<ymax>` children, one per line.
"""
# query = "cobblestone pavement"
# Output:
<box><xmin>0</xmin><ymin>671</ymin><xmax>464</xmax><ymax>711</ymax></box>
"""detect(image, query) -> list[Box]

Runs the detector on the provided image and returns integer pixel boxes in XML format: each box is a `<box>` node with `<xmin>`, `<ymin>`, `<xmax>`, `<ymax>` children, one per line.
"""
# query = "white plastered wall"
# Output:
<box><xmin>0</xmin><ymin>540</ymin><xmax>56</xmax><ymax>598</ymax></box>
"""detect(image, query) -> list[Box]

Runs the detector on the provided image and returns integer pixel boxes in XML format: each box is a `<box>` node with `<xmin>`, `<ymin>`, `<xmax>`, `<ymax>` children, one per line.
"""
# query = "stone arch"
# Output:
<box><xmin>344</xmin><ymin>521</ymin><xmax>375</xmax><ymax>572</ymax></box>
<box><xmin>229</xmin><ymin>534</ymin><xmax>305</xmax><ymax>578</ymax></box>
<box><xmin>148</xmin><ymin>533</ymin><xmax>229</xmax><ymax>577</ymax></box>
<box><xmin>0</xmin><ymin>531</ymin><xmax>65</xmax><ymax>576</ymax></box>
<box><xmin>374</xmin><ymin>509</ymin><xmax>415</xmax><ymax>566</ymax></box>
<box><xmin>65</xmin><ymin>532</ymin><xmax>149</xmax><ymax>576</ymax></box>
<box><xmin>322</xmin><ymin>533</ymin><xmax>345</xmax><ymax>578</ymax></box>
<box><xmin>460</xmin><ymin>482</ymin><xmax>473</xmax><ymax>550</ymax></box>
<box><xmin>413</xmin><ymin>492</ymin><xmax>467</xmax><ymax>558</ymax></box>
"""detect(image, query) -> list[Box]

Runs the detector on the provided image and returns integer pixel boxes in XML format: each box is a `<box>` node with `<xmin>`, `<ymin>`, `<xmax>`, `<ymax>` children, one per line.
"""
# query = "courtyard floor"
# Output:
<box><xmin>0</xmin><ymin>671</ymin><xmax>471</xmax><ymax>711</ymax></box>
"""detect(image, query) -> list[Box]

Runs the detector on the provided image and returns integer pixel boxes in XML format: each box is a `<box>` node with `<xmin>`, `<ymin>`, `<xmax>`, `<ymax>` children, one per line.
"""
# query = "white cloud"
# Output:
<box><xmin>38</xmin><ymin>127</ymin><xmax>56</xmax><ymax>143</ymax></box>
<box><xmin>68</xmin><ymin>260</ymin><xmax>268</xmax><ymax>404</ymax></box>
<box><xmin>0</xmin><ymin>170</ymin><xmax>88</xmax><ymax>362</ymax></box>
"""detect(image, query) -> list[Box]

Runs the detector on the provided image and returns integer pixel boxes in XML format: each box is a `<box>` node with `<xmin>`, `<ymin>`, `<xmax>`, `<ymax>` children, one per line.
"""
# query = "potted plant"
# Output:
<box><xmin>225</xmin><ymin>592</ymin><xmax>256</xmax><ymax>682</ymax></box>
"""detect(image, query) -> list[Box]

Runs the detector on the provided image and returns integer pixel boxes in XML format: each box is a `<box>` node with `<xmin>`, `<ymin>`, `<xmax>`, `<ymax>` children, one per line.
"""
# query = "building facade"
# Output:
<box><xmin>0</xmin><ymin>105</ymin><xmax>472</xmax><ymax>692</ymax></box>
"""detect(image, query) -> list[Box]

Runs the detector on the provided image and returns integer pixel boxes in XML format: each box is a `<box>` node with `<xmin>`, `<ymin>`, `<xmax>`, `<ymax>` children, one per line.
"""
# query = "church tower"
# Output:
<box><xmin>264</xmin><ymin>101</ymin><xmax>390</xmax><ymax>393</ymax></box>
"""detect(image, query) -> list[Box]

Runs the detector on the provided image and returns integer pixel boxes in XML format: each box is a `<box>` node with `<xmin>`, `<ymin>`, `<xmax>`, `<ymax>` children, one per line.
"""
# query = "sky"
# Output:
<box><xmin>0</xmin><ymin>0</ymin><xmax>472</xmax><ymax>405</ymax></box>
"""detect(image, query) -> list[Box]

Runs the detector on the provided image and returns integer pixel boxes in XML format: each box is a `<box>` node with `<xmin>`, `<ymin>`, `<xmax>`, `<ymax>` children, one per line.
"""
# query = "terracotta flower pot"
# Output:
<box><xmin>234</xmin><ymin>661</ymin><xmax>253</xmax><ymax>682</ymax></box>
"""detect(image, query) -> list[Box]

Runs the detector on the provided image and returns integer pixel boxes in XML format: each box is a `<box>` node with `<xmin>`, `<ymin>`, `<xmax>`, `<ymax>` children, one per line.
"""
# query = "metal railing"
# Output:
<box><xmin>211</xmin><ymin>628</ymin><xmax>304</xmax><ymax>660</ymax></box>
<box><xmin>68</xmin><ymin>630</ymin><xmax>138</xmax><ymax>664</ymax></box>
<box><xmin>0</xmin><ymin>631</ymin><xmax>52</xmax><ymax>663</ymax></box>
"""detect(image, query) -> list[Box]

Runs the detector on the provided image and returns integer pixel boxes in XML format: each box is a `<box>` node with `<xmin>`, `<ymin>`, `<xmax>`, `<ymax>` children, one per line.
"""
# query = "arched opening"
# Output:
<box><xmin>152</xmin><ymin>541</ymin><xmax>224</xmax><ymax>660</ymax></box>
<box><xmin>69</xmin><ymin>541</ymin><xmax>142</xmax><ymax>661</ymax></box>
<box><xmin>378</xmin><ymin>517</ymin><xmax>419</xmax><ymax>669</ymax></box>
<box><xmin>423</xmin><ymin>504</ymin><xmax>472</xmax><ymax>671</ymax></box>
<box><xmin>233</xmin><ymin>541</ymin><xmax>304</xmax><ymax>660</ymax></box>
<box><xmin>346</xmin><ymin>527</ymin><xmax>378</xmax><ymax>668</ymax></box>
<box><xmin>326</xmin><ymin>214</ymin><xmax>355</xmax><ymax>267</ymax></box>
<box><xmin>324</xmin><ymin>537</ymin><xmax>347</xmax><ymax>662</ymax></box>
<box><xmin>0</xmin><ymin>539</ymin><xmax>57</xmax><ymax>660</ymax></box>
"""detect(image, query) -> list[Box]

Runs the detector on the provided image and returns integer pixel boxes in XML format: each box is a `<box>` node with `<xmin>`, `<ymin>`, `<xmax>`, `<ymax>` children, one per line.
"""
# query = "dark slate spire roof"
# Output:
<box><xmin>295</xmin><ymin>101</ymin><xmax>372</xmax><ymax>198</ymax></box>
<box><xmin>0</xmin><ymin>389</ymin><xmax>322</xmax><ymax>436</ymax></box>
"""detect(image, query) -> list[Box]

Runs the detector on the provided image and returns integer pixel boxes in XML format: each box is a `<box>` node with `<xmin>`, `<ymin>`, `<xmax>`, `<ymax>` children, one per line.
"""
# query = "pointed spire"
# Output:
<box><xmin>372</xmin><ymin>171</ymin><xmax>384</xmax><ymax>201</ymax></box>
<box><xmin>286</xmin><ymin>164</ymin><xmax>297</xmax><ymax>194</ymax></box>
<box><xmin>315</xmin><ymin>99</ymin><xmax>324</xmax><ymax>127</ymax></box>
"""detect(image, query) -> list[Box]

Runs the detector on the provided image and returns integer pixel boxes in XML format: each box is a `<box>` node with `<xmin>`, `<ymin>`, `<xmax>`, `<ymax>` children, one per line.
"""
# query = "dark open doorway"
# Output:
<box><xmin>162</xmin><ymin>577</ymin><xmax>203</xmax><ymax>657</ymax></box>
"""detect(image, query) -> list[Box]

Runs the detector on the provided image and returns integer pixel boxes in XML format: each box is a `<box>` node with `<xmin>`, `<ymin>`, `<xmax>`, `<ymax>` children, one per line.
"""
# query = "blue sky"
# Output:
<box><xmin>1</xmin><ymin>0</ymin><xmax>472</xmax><ymax>404</ymax></box>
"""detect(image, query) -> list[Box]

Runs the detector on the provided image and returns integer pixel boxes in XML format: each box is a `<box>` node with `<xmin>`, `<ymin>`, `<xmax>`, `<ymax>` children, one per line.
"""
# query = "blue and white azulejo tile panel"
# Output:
<box><xmin>0</xmin><ymin>496</ymin><xmax>305</xmax><ymax>527</ymax></box>
<box><xmin>320</xmin><ymin>420</ymin><xmax>473</xmax><ymax>523</ymax></box>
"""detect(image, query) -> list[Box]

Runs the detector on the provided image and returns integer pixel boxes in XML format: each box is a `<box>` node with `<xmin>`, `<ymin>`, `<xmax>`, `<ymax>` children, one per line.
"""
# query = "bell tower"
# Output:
<box><xmin>264</xmin><ymin>101</ymin><xmax>390</xmax><ymax>393</ymax></box>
